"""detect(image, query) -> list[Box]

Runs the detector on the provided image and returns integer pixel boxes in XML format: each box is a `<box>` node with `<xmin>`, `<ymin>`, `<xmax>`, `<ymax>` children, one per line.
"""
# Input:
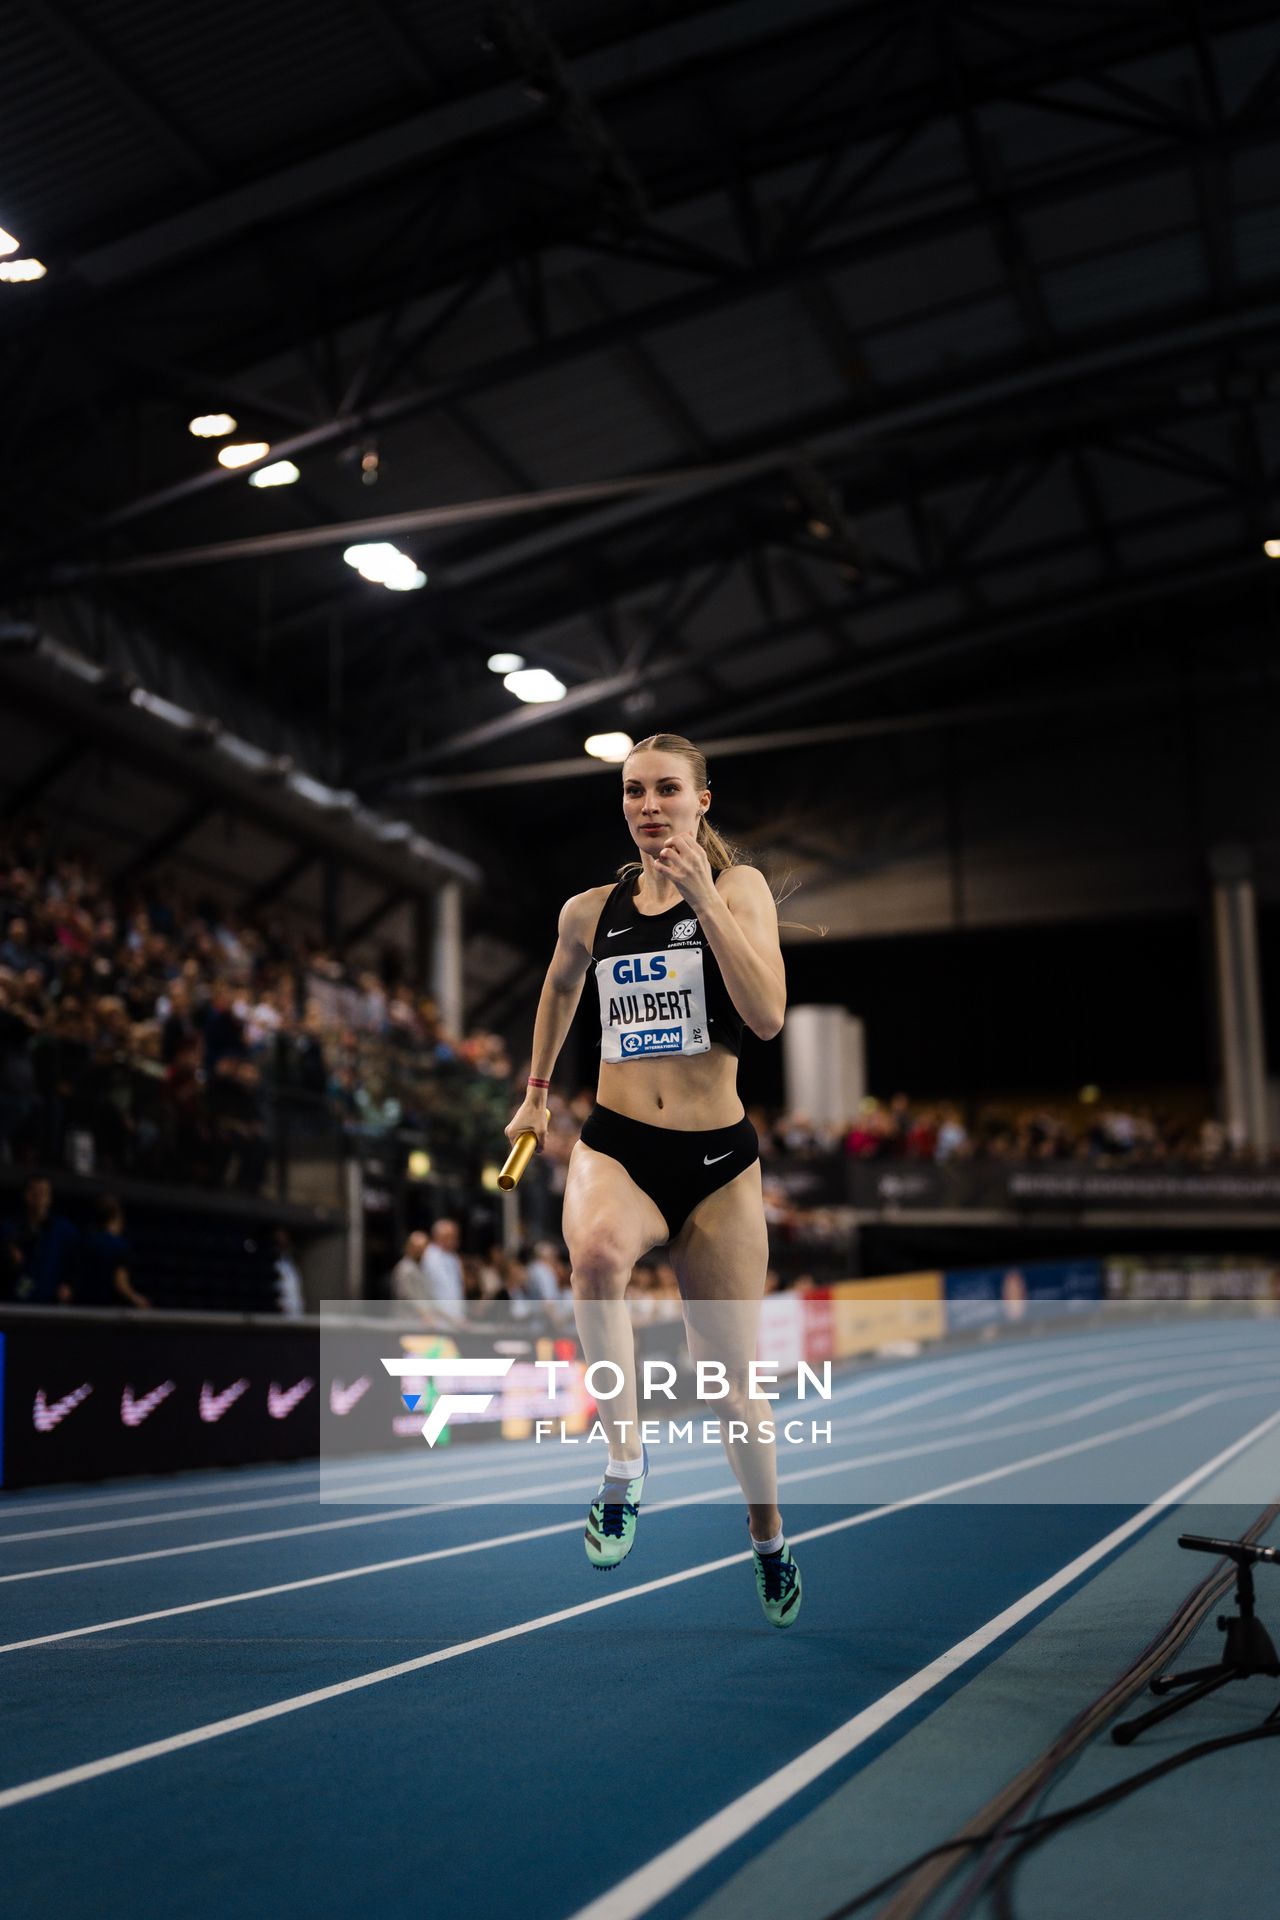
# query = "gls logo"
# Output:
<box><xmin>381</xmin><ymin>1356</ymin><xmax>515</xmax><ymax>1445</ymax></box>
<box><xmin>611</xmin><ymin>955</ymin><xmax>668</xmax><ymax>985</ymax></box>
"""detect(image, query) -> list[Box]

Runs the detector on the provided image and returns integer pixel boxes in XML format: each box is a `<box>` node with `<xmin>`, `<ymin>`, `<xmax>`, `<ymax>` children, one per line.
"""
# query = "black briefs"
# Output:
<box><xmin>578</xmin><ymin>1103</ymin><xmax>759</xmax><ymax>1240</ymax></box>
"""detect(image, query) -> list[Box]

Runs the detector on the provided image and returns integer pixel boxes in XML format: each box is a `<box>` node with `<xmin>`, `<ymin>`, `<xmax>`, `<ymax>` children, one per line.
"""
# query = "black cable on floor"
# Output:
<box><xmin>988</xmin><ymin>1722</ymin><xmax>1280</xmax><ymax>1920</ymax></box>
<box><xmin>810</xmin><ymin>1501</ymin><xmax>1280</xmax><ymax>1920</ymax></box>
<box><xmin>817</xmin><ymin>1723</ymin><xmax>1280</xmax><ymax>1920</ymax></box>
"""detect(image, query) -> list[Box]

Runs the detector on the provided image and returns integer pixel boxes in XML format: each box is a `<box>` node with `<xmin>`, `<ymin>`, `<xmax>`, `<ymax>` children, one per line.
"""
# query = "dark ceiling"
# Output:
<box><xmin>3</xmin><ymin>0</ymin><xmax>1280</xmax><ymax>955</ymax></box>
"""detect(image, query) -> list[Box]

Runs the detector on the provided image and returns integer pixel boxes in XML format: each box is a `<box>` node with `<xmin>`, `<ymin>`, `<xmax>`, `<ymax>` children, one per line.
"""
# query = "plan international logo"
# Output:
<box><xmin>381</xmin><ymin>1356</ymin><xmax>516</xmax><ymax>1445</ymax></box>
<box><xmin>620</xmin><ymin>1027</ymin><xmax>682</xmax><ymax>1055</ymax></box>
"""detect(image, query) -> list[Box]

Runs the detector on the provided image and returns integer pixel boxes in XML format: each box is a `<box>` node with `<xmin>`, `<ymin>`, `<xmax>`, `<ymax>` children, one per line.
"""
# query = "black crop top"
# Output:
<box><xmin>588</xmin><ymin>870</ymin><xmax>745</xmax><ymax>1062</ymax></box>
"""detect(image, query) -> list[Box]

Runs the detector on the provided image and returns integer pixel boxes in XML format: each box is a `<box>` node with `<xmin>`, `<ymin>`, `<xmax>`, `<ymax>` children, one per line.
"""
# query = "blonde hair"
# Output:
<box><xmin>616</xmin><ymin>733</ymin><xmax>743</xmax><ymax>879</ymax></box>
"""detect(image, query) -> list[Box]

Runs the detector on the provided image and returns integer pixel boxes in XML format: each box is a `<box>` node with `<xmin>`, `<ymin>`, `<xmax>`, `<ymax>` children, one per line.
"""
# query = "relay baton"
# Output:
<box><xmin>498</xmin><ymin>1130</ymin><xmax>538</xmax><ymax>1190</ymax></box>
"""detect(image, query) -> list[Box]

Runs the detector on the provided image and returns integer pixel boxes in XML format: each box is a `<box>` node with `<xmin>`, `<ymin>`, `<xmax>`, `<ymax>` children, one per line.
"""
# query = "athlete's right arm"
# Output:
<box><xmin>503</xmin><ymin>890</ymin><xmax>600</xmax><ymax>1151</ymax></box>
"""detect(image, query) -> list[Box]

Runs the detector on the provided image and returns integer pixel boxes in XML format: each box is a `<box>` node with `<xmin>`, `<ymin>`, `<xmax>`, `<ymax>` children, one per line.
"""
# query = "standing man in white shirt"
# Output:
<box><xmin>421</xmin><ymin>1218</ymin><xmax>465</xmax><ymax>1302</ymax></box>
<box><xmin>390</xmin><ymin>1231</ymin><xmax>429</xmax><ymax>1303</ymax></box>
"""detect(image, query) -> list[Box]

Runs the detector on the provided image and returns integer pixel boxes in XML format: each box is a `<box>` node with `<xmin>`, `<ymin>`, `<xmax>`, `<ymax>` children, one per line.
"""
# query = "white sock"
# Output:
<box><xmin>751</xmin><ymin>1529</ymin><xmax>784</xmax><ymax>1556</ymax></box>
<box><xmin>606</xmin><ymin>1453</ymin><xmax>645</xmax><ymax>1481</ymax></box>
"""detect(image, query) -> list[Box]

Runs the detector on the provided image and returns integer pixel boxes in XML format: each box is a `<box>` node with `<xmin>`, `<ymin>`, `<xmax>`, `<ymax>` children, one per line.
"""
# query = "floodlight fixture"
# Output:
<box><xmin>585</xmin><ymin>732</ymin><xmax>632</xmax><ymax>762</ymax></box>
<box><xmin>487</xmin><ymin>652</ymin><xmax>525</xmax><ymax>674</ymax></box>
<box><xmin>248</xmin><ymin>460</ymin><xmax>300</xmax><ymax>488</ymax></box>
<box><xmin>217</xmin><ymin>441</ymin><xmax>271</xmax><ymax>469</ymax></box>
<box><xmin>0</xmin><ymin>258</ymin><xmax>47</xmax><ymax>283</ymax></box>
<box><xmin>0</xmin><ymin>227</ymin><xmax>19</xmax><ymax>257</ymax></box>
<box><xmin>189</xmin><ymin>414</ymin><xmax>238</xmax><ymax>438</ymax></box>
<box><xmin>1264</xmin><ymin>538</ymin><xmax>1280</xmax><ymax>559</ymax></box>
<box><xmin>342</xmin><ymin>542</ymin><xmax>425</xmax><ymax>590</ymax></box>
<box><xmin>504</xmin><ymin>667</ymin><xmax>566</xmax><ymax>704</ymax></box>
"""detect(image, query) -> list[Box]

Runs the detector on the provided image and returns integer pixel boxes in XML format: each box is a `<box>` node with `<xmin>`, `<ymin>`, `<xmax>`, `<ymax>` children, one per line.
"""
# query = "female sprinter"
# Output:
<box><xmin>504</xmin><ymin>732</ymin><xmax>801</xmax><ymax>1627</ymax></box>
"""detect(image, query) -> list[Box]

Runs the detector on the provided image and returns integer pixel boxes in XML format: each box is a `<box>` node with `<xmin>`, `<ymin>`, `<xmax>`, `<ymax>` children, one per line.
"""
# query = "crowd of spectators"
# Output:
<box><xmin>507</xmin><ymin>1081</ymin><xmax>1273</xmax><ymax>1299</ymax></box>
<box><xmin>0</xmin><ymin>825</ymin><xmax>514</xmax><ymax>1193</ymax></box>
<box><xmin>520</xmin><ymin>1083</ymin><xmax>1259</xmax><ymax>1202</ymax></box>
<box><xmin>0</xmin><ymin>1172</ymin><xmax>306</xmax><ymax>1312</ymax></box>
<box><xmin>3</xmin><ymin>821</ymin><xmax>1268</xmax><ymax>1265</ymax></box>
<box><xmin>1</xmin><ymin>1175</ymin><xmax>149</xmax><ymax>1307</ymax></box>
<box><xmin>389</xmin><ymin>1218</ymin><xmax>570</xmax><ymax>1307</ymax></box>
<box><xmin>824</xmin><ymin>1094</ymin><xmax>1270</xmax><ymax>1168</ymax></box>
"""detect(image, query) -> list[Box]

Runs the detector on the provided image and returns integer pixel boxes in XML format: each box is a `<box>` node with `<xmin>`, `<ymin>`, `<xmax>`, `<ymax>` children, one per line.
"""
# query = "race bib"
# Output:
<box><xmin>596</xmin><ymin>946</ymin><xmax>710</xmax><ymax>1061</ymax></box>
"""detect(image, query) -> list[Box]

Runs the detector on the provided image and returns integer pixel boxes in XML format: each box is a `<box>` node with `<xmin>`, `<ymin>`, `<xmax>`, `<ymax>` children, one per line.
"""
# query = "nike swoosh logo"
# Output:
<box><xmin>120</xmin><ymin>1381</ymin><xmax>176</xmax><ymax>1428</ymax></box>
<box><xmin>329</xmin><ymin>1375</ymin><xmax>371</xmax><ymax>1417</ymax></box>
<box><xmin>268</xmin><ymin>1377</ymin><xmax>315</xmax><ymax>1420</ymax></box>
<box><xmin>606</xmin><ymin>927</ymin><xmax>633</xmax><ymax>937</ymax></box>
<box><xmin>33</xmin><ymin>1385</ymin><xmax>93</xmax><ymax>1433</ymax></box>
<box><xmin>199</xmin><ymin>1378</ymin><xmax>250</xmax><ymax>1424</ymax></box>
<box><xmin>703</xmin><ymin>1151</ymin><xmax>733</xmax><ymax>1166</ymax></box>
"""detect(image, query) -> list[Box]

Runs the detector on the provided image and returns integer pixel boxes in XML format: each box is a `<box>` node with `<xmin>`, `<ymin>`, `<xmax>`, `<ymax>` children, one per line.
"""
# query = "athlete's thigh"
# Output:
<box><xmin>561</xmin><ymin>1138</ymin><xmax>669</xmax><ymax>1266</ymax></box>
<box><xmin>668</xmin><ymin>1159</ymin><xmax>769</xmax><ymax>1300</ymax></box>
<box><xmin>669</xmin><ymin>1164</ymin><xmax>769</xmax><ymax>1372</ymax></box>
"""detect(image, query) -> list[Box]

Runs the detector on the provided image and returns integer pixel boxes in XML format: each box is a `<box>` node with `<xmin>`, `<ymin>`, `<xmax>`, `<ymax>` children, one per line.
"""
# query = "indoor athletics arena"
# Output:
<box><xmin>3</xmin><ymin>5</ymin><xmax>1280</xmax><ymax>1917</ymax></box>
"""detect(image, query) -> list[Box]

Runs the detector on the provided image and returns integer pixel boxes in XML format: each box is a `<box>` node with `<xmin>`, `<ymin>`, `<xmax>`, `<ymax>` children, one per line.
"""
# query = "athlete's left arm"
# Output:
<box><xmin>696</xmin><ymin>865</ymin><xmax>786</xmax><ymax>1041</ymax></box>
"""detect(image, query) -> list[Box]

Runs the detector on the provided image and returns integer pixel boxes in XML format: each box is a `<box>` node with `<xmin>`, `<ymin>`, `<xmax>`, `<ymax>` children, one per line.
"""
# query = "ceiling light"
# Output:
<box><xmin>344</xmin><ymin>541</ymin><xmax>400</xmax><ymax>576</ymax></box>
<box><xmin>189</xmin><ymin>413</ymin><xmax>237</xmax><ymax>438</ymax></box>
<box><xmin>217</xmin><ymin>441</ymin><xmax>270</xmax><ymax>469</ymax></box>
<box><xmin>504</xmin><ymin>667</ymin><xmax>566</xmax><ymax>704</ymax></box>
<box><xmin>0</xmin><ymin>258</ymin><xmax>47</xmax><ymax>283</ymax></box>
<box><xmin>342</xmin><ymin>542</ymin><xmax>425</xmax><ymax>590</ymax></box>
<box><xmin>248</xmin><ymin>460</ymin><xmax>300</xmax><ymax>488</ymax></box>
<box><xmin>487</xmin><ymin>652</ymin><xmax>525</xmax><ymax>674</ymax></box>
<box><xmin>0</xmin><ymin>227</ymin><xmax>19</xmax><ymax>257</ymax></box>
<box><xmin>585</xmin><ymin>732</ymin><xmax>633</xmax><ymax>762</ymax></box>
<box><xmin>806</xmin><ymin>517</ymin><xmax>832</xmax><ymax>539</ymax></box>
<box><xmin>1264</xmin><ymin>539</ymin><xmax>1280</xmax><ymax>559</ymax></box>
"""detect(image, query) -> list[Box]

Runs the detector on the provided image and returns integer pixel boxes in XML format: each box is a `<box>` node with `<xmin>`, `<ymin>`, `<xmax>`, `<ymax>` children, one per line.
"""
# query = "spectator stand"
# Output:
<box><xmin>0</xmin><ymin>636</ymin><xmax>533</xmax><ymax>1307</ymax></box>
<box><xmin>0</xmin><ymin>1165</ymin><xmax>344</xmax><ymax>1315</ymax></box>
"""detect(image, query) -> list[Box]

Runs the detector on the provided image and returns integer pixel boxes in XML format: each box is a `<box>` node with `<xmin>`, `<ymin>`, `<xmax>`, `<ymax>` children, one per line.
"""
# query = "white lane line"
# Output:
<box><xmin>7</xmin><ymin>1366</ymin><xmax>1278</xmax><ymax>1588</ymax></box>
<box><xmin>5</xmin><ymin>1341</ymin><xmax>1262</xmax><ymax>1545</ymax></box>
<box><xmin>4</xmin><ymin>1383</ymin><xmax>1278</xmax><ymax>1661</ymax></box>
<box><xmin>1</xmin><ymin>1406</ymin><xmax>1275</xmax><ymax>1817</ymax></box>
<box><xmin>0</xmin><ymin>1466</ymin><xmax>323</xmax><ymax>1520</ymax></box>
<box><xmin>0</xmin><ymin>1506</ymin><xmax>444</xmax><ymax>1585</ymax></box>
<box><xmin>837</xmin><ymin>1347</ymin><xmax>1277</xmax><ymax>1430</ymax></box>
<box><xmin>0</xmin><ymin>1445</ymin><xmax>604</xmax><ymax>1542</ymax></box>
<box><xmin>0</xmin><ymin>1370</ymin><xmax>858</xmax><ymax>1543</ymax></box>
<box><xmin>747</xmin><ymin>1378</ymin><xmax>1280</xmax><ymax>1497</ymax></box>
<box><xmin>560</xmin><ymin>1408</ymin><xmax>1280</xmax><ymax>1920</ymax></box>
<box><xmin>2</xmin><ymin>1327</ymin><xmax>1264</xmax><ymax>1529</ymax></box>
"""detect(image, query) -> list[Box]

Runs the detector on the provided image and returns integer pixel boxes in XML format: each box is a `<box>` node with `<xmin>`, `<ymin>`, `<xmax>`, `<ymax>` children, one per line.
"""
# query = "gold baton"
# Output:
<box><xmin>498</xmin><ymin>1130</ymin><xmax>538</xmax><ymax>1190</ymax></box>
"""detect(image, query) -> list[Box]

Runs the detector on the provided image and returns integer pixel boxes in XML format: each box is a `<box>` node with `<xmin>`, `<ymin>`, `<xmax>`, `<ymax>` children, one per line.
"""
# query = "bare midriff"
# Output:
<box><xmin>596</xmin><ymin>1044</ymin><xmax>743</xmax><ymax>1130</ymax></box>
